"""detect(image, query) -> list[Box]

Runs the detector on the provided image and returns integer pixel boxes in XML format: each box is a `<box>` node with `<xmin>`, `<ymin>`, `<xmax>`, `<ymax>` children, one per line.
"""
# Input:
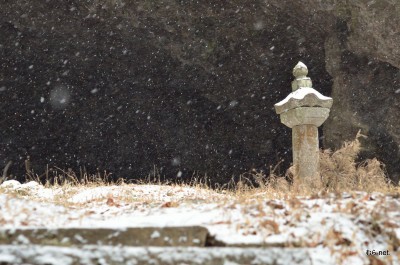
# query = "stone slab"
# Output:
<box><xmin>0</xmin><ymin>226</ymin><xmax>208</xmax><ymax>247</ymax></box>
<box><xmin>0</xmin><ymin>245</ymin><xmax>335</xmax><ymax>265</ymax></box>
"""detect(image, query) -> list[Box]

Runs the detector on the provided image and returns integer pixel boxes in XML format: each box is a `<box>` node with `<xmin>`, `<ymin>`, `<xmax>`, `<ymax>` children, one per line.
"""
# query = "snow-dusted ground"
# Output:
<box><xmin>0</xmin><ymin>245</ymin><xmax>331</xmax><ymax>265</ymax></box>
<box><xmin>0</xmin><ymin>180</ymin><xmax>399</xmax><ymax>265</ymax></box>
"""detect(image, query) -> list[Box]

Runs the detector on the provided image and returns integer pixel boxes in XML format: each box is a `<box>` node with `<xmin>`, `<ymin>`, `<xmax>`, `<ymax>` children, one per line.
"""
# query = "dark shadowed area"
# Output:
<box><xmin>1</xmin><ymin>0</ymin><xmax>399</xmax><ymax>184</ymax></box>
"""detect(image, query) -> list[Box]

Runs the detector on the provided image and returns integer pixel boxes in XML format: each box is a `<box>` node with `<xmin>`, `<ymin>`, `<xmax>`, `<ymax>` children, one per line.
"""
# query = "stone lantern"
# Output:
<box><xmin>274</xmin><ymin>62</ymin><xmax>333</xmax><ymax>180</ymax></box>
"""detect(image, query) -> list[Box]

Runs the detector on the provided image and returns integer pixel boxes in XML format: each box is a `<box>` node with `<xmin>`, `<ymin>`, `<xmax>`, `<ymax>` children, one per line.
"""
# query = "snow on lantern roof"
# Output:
<box><xmin>274</xmin><ymin>62</ymin><xmax>333</xmax><ymax>114</ymax></box>
<box><xmin>275</xmin><ymin>87</ymin><xmax>333</xmax><ymax>114</ymax></box>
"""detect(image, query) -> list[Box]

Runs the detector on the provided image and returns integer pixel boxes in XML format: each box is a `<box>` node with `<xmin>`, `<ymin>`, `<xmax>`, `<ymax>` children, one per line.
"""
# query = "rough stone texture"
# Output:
<box><xmin>292</xmin><ymin>125</ymin><xmax>320</xmax><ymax>180</ymax></box>
<box><xmin>0</xmin><ymin>226</ymin><xmax>208</xmax><ymax>247</ymax></box>
<box><xmin>0</xmin><ymin>0</ymin><xmax>399</xmax><ymax>183</ymax></box>
<box><xmin>267</xmin><ymin>0</ymin><xmax>400</xmax><ymax>183</ymax></box>
<box><xmin>0</xmin><ymin>246</ymin><xmax>332</xmax><ymax>265</ymax></box>
<box><xmin>323</xmin><ymin>35</ymin><xmax>400</xmax><ymax>184</ymax></box>
<box><xmin>280</xmin><ymin>107</ymin><xmax>330</xmax><ymax>129</ymax></box>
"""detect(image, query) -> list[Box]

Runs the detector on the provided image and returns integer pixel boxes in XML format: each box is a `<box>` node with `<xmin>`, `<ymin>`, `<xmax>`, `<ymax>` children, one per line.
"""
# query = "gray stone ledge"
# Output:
<box><xmin>0</xmin><ymin>245</ymin><xmax>335</xmax><ymax>265</ymax></box>
<box><xmin>0</xmin><ymin>226</ymin><xmax>208</xmax><ymax>247</ymax></box>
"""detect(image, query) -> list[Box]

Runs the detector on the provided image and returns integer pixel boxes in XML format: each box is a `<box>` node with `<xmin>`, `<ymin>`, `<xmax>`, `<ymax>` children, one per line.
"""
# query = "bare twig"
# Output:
<box><xmin>1</xmin><ymin>160</ymin><xmax>13</xmax><ymax>184</ymax></box>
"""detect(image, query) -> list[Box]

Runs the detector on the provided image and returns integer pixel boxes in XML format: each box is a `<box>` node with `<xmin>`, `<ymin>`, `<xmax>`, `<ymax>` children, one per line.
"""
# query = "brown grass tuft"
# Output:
<box><xmin>241</xmin><ymin>130</ymin><xmax>396</xmax><ymax>199</ymax></box>
<box><xmin>320</xmin><ymin>130</ymin><xmax>391</xmax><ymax>193</ymax></box>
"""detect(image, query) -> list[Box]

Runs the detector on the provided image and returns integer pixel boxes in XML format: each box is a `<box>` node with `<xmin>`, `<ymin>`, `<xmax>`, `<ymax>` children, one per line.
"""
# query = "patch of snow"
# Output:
<box><xmin>192</xmin><ymin>238</ymin><xmax>200</xmax><ymax>244</ymax></box>
<box><xmin>295</xmin><ymin>61</ymin><xmax>307</xmax><ymax>69</ymax></box>
<box><xmin>74</xmin><ymin>234</ymin><xmax>87</xmax><ymax>244</ymax></box>
<box><xmin>0</xmin><ymin>245</ymin><xmax>336</xmax><ymax>265</ymax></box>
<box><xmin>0</xmin><ymin>254</ymin><xmax>21</xmax><ymax>264</ymax></box>
<box><xmin>16</xmin><ymin>234</ymin><xmax>30</xmax><ymax>244</ymax></box>
<box><xmin>34</xmin><ymin>254</ymin><xmax>74</xmax><ymax>265</ymax></box>
<box><xmin>24</xmin><ymin>181</ymin><xmax>41</xmax><ymax>189</ymax></box>
<box><xmin>1</xmin><ymin>180</ymin><xmax>21</xmax><ymax>189</ymax></box>
<box><xmin>150</xmin><ymin>230</ymin><xmax>160</xmax><ymax>239</ymax></box>
<box><xmin>275</xmin><ymin>87</ymin><xmax>332</xmax><ymax>107</ymax></box>
<box><xmin>68</xmin><ymin>186</ymin><xmax>129</xmax><ymax>203</ymax></box>
<box><xmin>0</xmin><ymin>185</ymin><xmax>398</xmax><ymax>264</ymax></box>
<box><xmin>178</xmin><ymin>236</ymin><xmax>187</xmax><ymax>242</ymax></box>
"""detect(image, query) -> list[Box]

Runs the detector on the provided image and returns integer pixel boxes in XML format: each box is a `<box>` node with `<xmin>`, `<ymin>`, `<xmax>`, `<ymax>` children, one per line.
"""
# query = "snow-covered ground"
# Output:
<box><xmin>0</xmin><ymin>180</ymin><xmax>399</xmax><ymax>265</ymax></box>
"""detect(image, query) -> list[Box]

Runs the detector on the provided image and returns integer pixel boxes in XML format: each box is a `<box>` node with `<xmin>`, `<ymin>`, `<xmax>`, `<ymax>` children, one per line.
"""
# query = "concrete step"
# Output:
<box><xmin>0</xmin><ymin>226</ymin><xmax>208</xmax><ymax>247</ymax></box>
<box><xmin>0</xmin><ymin>245</ymin><xmax>333</xmax><ymax>265</ymax></box>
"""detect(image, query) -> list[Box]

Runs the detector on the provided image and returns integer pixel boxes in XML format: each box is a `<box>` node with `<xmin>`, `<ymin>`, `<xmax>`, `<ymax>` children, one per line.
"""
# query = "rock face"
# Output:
<box><xmin>0</xmin><ymin>1</ymin><xmax>399</xmax><ymax>184</ymax></box>
<box><xmin>320</xmin><ymin>0</ymin><xmax>400</xmax><ymax>184</ymax></box>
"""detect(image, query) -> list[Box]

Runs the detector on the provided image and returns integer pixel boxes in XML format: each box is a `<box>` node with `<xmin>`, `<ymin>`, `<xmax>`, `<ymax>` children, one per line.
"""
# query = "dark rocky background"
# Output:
<box><xmin>1</xmin><ymin>0</ymin><xmax>399</xmax><ymax>184</ymax></box>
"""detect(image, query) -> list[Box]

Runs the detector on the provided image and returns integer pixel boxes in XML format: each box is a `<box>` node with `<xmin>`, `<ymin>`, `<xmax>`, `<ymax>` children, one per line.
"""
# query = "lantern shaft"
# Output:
<box><xmin>292</xmin><ymin>125</ymin><xmax>319</xmax><ymax>179</ymax></box>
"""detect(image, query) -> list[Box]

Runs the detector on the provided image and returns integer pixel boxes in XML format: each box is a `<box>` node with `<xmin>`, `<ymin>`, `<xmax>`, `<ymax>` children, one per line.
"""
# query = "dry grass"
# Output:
<box><xmin>234</xmin><ymin>131</ymin><xmax>397</xmax><ymax>199</ymax></box>
<box><xmin>0</xmin><ymin>165</ymin><xmax>228</xmax><ymax>208</ymax></box>
<box><xmin>320</xmin><ymin>131</ymin><xmax>390</xmax><ymax>193</ymax></box>
<box><xmin>1</xmin><ymin>131</ymin><xmax>398</xmax><ymax>204</ymax></box>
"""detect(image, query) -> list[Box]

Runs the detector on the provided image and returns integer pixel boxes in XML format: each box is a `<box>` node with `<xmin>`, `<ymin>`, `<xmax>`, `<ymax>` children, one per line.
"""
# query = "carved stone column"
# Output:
<box><xmin>275</xmin><ymin>62</ymin><xmax>333</xmax><ymax>180</ymax></box>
